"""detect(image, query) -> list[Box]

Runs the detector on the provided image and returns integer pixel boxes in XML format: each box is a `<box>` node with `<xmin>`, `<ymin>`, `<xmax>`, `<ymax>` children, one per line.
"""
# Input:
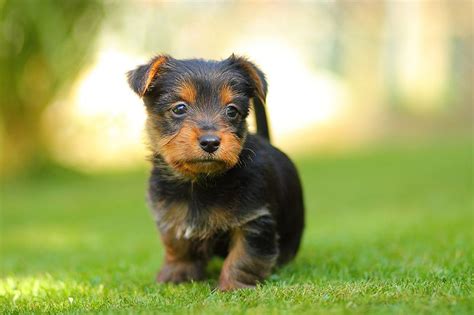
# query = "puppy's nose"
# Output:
<box><xmin>199</xmin><ymin>134</ymin><xmax>221</xmax><ymax>153</ymax></box>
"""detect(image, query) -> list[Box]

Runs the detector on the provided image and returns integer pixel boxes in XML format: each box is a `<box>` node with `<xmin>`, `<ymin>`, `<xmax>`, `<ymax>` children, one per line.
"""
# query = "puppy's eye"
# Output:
<box><xmin>225</xmin><ymin>105</ymin><xmax>239</xmax><ymax>119</ymax></box>
<box><xmin>171</xmin><ymin>102</ymin><xmax>188</xmax><ymax>117</ymax></box>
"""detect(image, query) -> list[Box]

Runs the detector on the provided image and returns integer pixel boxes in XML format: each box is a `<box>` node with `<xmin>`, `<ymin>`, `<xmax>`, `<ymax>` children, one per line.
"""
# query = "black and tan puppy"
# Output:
<box><xmin>127</xmin><ymin>55</ymin><xmax>304</xmax><ymax>291</ymax></box>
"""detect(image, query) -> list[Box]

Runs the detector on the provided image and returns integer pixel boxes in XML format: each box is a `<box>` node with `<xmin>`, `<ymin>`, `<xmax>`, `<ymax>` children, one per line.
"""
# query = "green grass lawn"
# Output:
<box><xmin>1</xmin><ymin>139</ymin><xmax>473</xmax><ymax>314</ymax></box>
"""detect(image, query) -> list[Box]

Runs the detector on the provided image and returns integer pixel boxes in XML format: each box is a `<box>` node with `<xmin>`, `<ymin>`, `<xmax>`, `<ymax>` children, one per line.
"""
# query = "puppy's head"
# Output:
<box><xmin>127</xmin><ymin>55</ymin><xmax>266</xmax><ymax>178</ymax></box>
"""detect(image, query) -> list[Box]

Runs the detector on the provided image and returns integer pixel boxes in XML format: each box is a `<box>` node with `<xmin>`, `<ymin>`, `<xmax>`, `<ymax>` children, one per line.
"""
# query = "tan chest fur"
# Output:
<box><xmin>150</xmin><ymin>200</ymin><xmax>269</xmax><ymax>240</ymax></box>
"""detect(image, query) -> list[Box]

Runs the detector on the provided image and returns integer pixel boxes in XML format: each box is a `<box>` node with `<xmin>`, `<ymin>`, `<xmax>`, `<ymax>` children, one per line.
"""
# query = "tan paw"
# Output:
<box><xmin>156</xmin><ymin>261</ymin><xmax>205</xmax><ymax>284</ymax></box>
<box><xmin>218</xmin><ymin>271</ymin><xmax>257</xmax><ymax>291</ymax></box>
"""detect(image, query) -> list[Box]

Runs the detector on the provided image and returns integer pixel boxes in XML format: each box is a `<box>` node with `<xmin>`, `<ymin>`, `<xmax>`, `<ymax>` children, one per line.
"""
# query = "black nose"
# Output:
<box><xmin>199</xmin><ymin>135</ymin><xmax>221</xmax><ymax>153</ymax></box>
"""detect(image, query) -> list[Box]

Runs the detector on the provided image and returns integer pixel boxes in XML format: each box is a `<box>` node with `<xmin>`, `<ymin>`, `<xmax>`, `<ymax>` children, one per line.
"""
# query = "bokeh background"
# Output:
<box><xmin>0</xmin><ymin>0</ymin><xmax>473</xmax><ymax>313</ymax></box>
<box><xmin>1</xmin><ymin>0</ymin><xmax>472</xmax><ymax>174</ymax></box>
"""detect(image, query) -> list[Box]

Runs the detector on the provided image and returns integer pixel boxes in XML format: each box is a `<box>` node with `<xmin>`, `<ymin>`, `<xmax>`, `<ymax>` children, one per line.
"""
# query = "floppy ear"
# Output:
<box><xmin>127</xmin><ymin>55</ymin><xmax>168</xmax><ymax>97</ymax></box>
<box><xmin>228</xmin><ymin>54</ymin><xmax>267</xmax><ymax>105</ymax></box>
<box><xmin>228</xmin><ymin>54</ymin><xmax>270</xmax><ymax>140</ymax></box>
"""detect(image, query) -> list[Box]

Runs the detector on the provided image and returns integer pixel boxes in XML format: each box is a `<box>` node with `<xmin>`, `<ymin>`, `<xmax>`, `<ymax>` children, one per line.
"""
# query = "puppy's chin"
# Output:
<box><xmin>165</xmin><ymin>158</ymin><xmax>236</xmax><ymax>179</ymax></box>
<box><xmin>179</xmin><ymin>159</ymin><xmax>231</xmax><ymax>177</ymax></box>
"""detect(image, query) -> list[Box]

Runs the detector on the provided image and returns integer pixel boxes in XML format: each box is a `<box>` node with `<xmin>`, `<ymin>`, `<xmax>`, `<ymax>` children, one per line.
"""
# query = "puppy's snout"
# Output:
<box><xmin>199</xmin><ymin>134</ymin><xmax>221</xmax><ymax>153</ymax></box>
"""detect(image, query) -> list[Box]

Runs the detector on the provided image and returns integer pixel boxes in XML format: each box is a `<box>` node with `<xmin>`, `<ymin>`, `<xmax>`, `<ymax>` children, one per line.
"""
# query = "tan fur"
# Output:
<box><xmin>151</xmin><ymin>198</ymin><xmax>271</xmax><ymax>241</ymax></box>
<box><xmin>219</xmin><ymin>84</ymin><xmax>235</xmax><ymax>105</ymax></box>
<box><xmin>151</xmin><ymin>200</ymin><xmax>188</xmax><ymax>237</ymax></box>
<box><xmin>156</xmin><ymin>121</ymin><xmax>243</xmax><ymax>178</ymax></box>
<box><xmin>154</xmin><ymin>204</ymin><xmax>274</xmax><ymax>285</ymax></box>
<box><xmin>152</xmin><ymin>189</ymin><xmax>277</xmax><ymax>288</ymax></box>
<box><xmin>178</xmin><ymin>81</ymin><xmax>197</xmax><ymax>104</ymax></box>
<box><xmin>157</xmin><ymin>228</ymin><xmax>209</xmax><ymax>283</ymax></box>
<box><xmin>141</xmin><ymin>55</ymin><xmax>168</xmax><ymax>96</ymax></box>
<box><xmin>219</xmin><ymin>226</ymin><xmax>277</xmax><ymax>291</ymax></box>
<box><xmin>236</xmin><ymin>58</ymin><xmax>266</xmax><ymax>105</ymax></box>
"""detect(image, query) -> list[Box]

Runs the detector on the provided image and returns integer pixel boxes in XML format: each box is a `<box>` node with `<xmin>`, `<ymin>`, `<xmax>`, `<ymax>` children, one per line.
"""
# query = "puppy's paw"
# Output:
<box><xmin>156</xmin><ymin>261</ymin><xmax>205</xmax><ymax>284</ymax></box>
<box><xmin>218</xmin><ymin>271</ymin><xmax>257</xmax><ymax>291</ymax></box>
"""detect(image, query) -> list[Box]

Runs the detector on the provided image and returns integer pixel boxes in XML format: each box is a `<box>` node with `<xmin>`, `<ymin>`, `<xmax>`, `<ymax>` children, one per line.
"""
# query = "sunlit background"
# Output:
<box><xmin>1</xmin><ymin>0</ymin><xmax>472</xmax><ymax>174</ymax></box>
<box><xmin>1</xmin><ymin>1</ymin><xmax>473</xmax><ymax>312</ymax></box>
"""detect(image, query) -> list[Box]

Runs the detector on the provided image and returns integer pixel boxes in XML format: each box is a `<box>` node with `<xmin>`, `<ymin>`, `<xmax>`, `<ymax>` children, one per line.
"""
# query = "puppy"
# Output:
<box><xmin>127</xmin><ymin>54</ymin><xmax>304</xmax><ymax>291</ymax></box>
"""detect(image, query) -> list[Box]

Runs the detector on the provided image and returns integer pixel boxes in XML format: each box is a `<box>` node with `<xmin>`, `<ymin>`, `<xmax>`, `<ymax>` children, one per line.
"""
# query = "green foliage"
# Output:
<box><xmin>1</xmin><ymin>140</ymin><xmax>472</xmax><ymax>314</ymax></box>
<box><xmin>0</xmin><ymin>0</ymin><xmax>105</xmax><ymax>109</ymax></box>
<box><xmin>0</xmin><ymin>0</ymin><xmax>105</xmax><ymax>170</ymax></box>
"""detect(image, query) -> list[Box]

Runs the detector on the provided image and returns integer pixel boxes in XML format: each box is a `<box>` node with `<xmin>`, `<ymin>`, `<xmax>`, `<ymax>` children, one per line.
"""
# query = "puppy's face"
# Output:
<box><xmin>128</xmin><ymin>55</ymin><xmax>266</xmax><ymax>178</ymax></box>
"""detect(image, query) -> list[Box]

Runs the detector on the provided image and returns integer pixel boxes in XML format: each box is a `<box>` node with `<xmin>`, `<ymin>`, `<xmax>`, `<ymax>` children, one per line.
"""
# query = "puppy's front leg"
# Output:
<box><xmin>157</xmin><ymin>231</ymin><xmax>209</xmax><ymax>284</ymax></box>
<box><xmin>219</xmin><ymin>215</ymin><xmax>279</xmax><ymax>291</ymax></box>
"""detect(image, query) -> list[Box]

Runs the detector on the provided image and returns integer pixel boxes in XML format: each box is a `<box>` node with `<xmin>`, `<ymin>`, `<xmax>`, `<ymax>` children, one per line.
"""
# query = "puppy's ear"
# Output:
<box><xmin>228</xmin><ymin>54</ymin><xmax>270</xmax><ymax>140</ymax></box>
<box><xmin>228</xmin><ymin>54</ymin><xmax>267</xmax><ymax>105</ymax></box>
<box><xmin>127</xmin><ymin>55</ymin><xmax>169</xmax><ymax>97</ymax></box>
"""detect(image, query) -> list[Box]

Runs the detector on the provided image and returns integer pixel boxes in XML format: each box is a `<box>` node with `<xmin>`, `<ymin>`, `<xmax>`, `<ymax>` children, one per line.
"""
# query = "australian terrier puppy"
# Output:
<box><xmin>127</xmin><ymin>54</ymin><xmax>304</xmax><ymax>290</ymax></box>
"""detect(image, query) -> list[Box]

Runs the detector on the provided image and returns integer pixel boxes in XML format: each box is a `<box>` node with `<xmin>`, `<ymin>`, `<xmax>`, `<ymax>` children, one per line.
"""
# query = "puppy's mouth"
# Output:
<box><xmin>186</xmin><ymin>158</ymin><xmax>226</xmax><ymax>165</ymax></box>
<box><xmin>176</xmin><ymin>158</ymin><xmax>229</xmax><ymax>177</ymax></box>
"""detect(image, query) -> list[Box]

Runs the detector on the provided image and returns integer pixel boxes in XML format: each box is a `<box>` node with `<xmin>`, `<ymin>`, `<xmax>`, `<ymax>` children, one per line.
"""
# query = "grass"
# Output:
<box><xmin>1</xmin><ymin>138</ymin><xmax>473</xmax><ymax>314</ymax></box>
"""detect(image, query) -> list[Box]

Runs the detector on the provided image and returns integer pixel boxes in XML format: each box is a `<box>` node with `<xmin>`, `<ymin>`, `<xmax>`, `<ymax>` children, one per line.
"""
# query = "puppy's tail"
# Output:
<box><xmin>254</xmin><ymin>96</ymin><xmax>271</xmax><ymax>142</ymax></box>
<box><xmin>252</xmin><ymin>65</ymin><xmax>271</xmax><ymax>142</ymax></box>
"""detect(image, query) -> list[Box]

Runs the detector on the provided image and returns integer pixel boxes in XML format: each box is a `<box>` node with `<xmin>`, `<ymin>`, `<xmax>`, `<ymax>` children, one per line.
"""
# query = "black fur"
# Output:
<box><xmin>148</xmin><ymin>135</ymin><xmax>304</xmax><ymax>263</ymax></box>
<box><xmin>127</xmin><ymin>55</ymin><xmax>304</xmax><ymax>289</ymax></box>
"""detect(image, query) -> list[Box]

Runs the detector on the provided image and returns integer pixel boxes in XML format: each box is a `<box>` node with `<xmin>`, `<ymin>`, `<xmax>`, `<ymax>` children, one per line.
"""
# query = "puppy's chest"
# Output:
<box><xmin>150</xmin><ymin>199</ymin><xmax>268</xmax><ymax>240</ymax></box>
<box><xmin>150</xmin><ymin>199</ymin><xmax>236</xmax><ymax>239</ymax></box>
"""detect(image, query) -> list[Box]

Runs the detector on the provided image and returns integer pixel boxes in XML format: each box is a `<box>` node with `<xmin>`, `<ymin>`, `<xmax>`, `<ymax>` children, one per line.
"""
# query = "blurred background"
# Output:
<box><xmin>1</xmin><ymin>0</ymin><xmax>472</xmax><ymax>175</ymax></box>
<box><xmin>1</xmin><ymin>1</ymin><xmax>473</xmax><ymax>311</ymax></box>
